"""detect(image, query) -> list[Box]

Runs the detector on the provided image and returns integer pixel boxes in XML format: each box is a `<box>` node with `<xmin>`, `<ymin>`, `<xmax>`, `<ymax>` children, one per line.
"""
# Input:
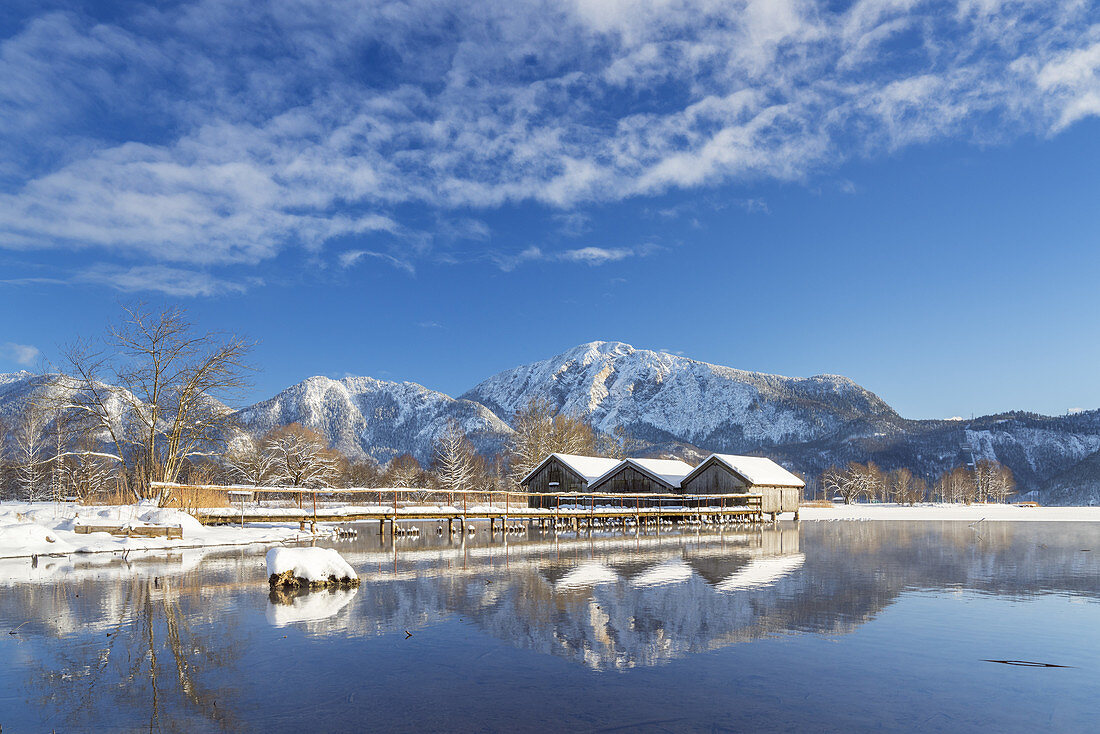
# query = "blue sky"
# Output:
<box><xmin>1</xmin><ymin>0</ymin><xmax>1099</xmax><ymax>419</ymax></box>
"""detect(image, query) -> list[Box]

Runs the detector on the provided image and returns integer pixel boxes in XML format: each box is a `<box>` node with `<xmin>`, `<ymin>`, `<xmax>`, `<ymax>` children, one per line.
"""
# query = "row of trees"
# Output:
<box><xmin>822</xmin><ymin>460</ymin><xmax>1016</xmax><ymax>505</ymax></box>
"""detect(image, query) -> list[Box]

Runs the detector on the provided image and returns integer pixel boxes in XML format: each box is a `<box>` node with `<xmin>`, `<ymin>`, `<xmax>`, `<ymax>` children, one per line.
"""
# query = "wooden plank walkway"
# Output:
<box><xmin>191</xmin><ymin>505</ymin><xmax>762</xmax><ymax>526</ymax></box>
<box><xmin>74</xmin><ymin>523</ymin><xmax>184</xmax><ymax>539</ymax></box>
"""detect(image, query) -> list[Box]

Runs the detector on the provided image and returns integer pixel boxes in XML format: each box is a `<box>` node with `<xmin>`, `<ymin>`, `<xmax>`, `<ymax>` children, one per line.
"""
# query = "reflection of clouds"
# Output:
<box><xmin>715</xmin><ymin>554</ymin><xmax>805</xmax><ymax>593</ymax></box>
<box><xmin>266</xmin><ymin>587</ymin><xmax>358</xmax><ymax>627</ymax></box>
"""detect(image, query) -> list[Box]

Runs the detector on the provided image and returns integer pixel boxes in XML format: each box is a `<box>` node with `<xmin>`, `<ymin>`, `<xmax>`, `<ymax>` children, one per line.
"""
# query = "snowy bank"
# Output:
<box><xmin>266</xmin><ymin>547</ymin><xmax>359</xmax><ymax>589</ymax></box>
<box><xmin>798</xmin><ymin>503</ymin><xmax>1100</xmax><ymax>522</ymax></box>
<box><xmin>0</xmin><ymin>502</ymin><xmax>327</xmax><ymax>559</ymax></box>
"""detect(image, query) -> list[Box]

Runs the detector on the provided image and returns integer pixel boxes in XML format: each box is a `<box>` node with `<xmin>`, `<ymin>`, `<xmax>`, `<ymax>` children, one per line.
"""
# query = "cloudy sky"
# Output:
<box><xmin>1</xmin><ymin>0</ymin><xmax>1099</xmax><ymax>417</ymax></box>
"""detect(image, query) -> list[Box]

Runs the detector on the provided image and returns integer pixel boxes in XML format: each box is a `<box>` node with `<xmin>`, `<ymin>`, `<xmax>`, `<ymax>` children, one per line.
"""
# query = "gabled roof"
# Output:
<box><xmin>519</xmin><ymin>453</ymin><xmax>622</xmax><ymax>486</ymax></box>
<box><xmin>682</xmin><ymin>454</ymin><xmax>805</xmax><ymax>488</ymax></box>
<box><xmin>589</xmin><ymin>457</ymin><xmax>695</xmax><ymax>490</ymax></box>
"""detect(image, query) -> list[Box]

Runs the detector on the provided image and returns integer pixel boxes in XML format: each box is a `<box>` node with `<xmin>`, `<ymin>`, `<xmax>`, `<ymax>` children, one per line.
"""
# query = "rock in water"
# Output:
<box><xmin>266</xmin><ymin>547</ymin><xmax>359</xmax><ymax>588</ymax></box>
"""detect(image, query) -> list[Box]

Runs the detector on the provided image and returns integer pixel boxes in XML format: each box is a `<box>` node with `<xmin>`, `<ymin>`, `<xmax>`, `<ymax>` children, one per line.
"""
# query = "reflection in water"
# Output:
<box><xmin>2</xmin><ymin>521</ymin><xmax>1099</xmax><ymax>731</ymax></box>
<box><xmin>266</xmin><ymin>586</ymin><xmax>359</xmax><ymax>627</ymax></box>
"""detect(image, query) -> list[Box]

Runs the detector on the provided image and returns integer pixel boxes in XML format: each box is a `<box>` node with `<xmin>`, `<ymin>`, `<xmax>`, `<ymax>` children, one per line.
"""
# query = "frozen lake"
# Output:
<box><xmin>1</xmin><ymin>521</ymin><xmax>1098</xmax><ymax>732</ymax></box>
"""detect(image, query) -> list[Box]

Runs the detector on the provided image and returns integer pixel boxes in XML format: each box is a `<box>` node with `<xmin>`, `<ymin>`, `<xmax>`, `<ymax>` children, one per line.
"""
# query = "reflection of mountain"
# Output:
<box><xmin>4</xmin><ymin>522</ymin><xmax>1100</xmax><ymax>678</ymax></box>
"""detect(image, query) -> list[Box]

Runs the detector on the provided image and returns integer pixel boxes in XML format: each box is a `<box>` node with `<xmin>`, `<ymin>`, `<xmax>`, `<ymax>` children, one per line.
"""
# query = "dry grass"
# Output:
<box><xmin>800</xmin><ymin>499</ymin><xmax>836</xmax><ymax>508</ymax></box>
<box><xmin>165</xmin><ymin>486</ymin><xmax>231</xmax><ymax>511</ymax></box>
<box><xmin>85</xmin><ymin>485</ymin><xmax>134</xmax><ymax>506</ymax></box>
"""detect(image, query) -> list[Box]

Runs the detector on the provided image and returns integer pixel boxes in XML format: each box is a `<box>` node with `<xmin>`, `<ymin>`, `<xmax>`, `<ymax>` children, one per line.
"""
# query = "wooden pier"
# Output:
<box><xmin>153</xmin><ymin>483</ymin><xmax>770</xmax><ymax>533</ymax></box>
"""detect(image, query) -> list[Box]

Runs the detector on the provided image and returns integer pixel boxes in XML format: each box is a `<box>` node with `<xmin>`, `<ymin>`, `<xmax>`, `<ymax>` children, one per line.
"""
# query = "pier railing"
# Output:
<box><xmin>151</xmin><ymin>482</ymin><xmax>765</xmax><ymax>527</ymax></box>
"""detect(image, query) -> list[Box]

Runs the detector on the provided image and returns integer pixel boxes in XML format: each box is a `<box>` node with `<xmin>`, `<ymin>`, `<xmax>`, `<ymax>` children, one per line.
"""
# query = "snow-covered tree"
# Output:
<box><xmin>224</xmin><ymin>437</ymin><xmax>276</xmax><ymax>486</ymax></box>
<box><xmin>14</xmin><ymin>404</ymin><xmax>50</xmax><ymax>500</ymax></box>
<box><xmin>262</xmin><ymin>424</ymin><xmax>340</xmax><ymax>489</ymax></box>
<box><xmin>434</xmin><ymin>420</ymin><xmax>475</xmax><ymax>494</ymax></box>
<box><xmin>822</xmin><ymin>463</ymin><xmax>879</xmax><ymax>505</ymax></box>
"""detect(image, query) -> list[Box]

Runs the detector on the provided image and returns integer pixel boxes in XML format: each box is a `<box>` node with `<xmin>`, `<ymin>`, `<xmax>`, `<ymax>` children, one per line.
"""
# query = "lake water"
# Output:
<box><xmin>1</xmin><ymin>520</ymin><xmax>1098</xmax><ymax>732</ymax></box>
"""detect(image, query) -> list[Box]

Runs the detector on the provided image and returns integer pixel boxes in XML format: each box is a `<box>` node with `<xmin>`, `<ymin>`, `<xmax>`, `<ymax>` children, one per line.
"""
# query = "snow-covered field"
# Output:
<box><xmin>0</xmin><ymin>501</ymin><xmax>323</xmax><ymax>559</ymax></box>
<box><xmin>798</xmin><ymin>503</ymin><xmax>1100</xmax><ymax>522</ymax></box>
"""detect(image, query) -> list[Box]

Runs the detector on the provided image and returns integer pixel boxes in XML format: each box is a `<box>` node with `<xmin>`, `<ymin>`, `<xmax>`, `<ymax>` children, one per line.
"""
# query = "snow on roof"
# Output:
<box><xmin>590</xmin><ymin>457</ymin><xmax>695</xmax><ymax>489</ymax></box>
<box><xmin>520</xmin><ymin>453</ymin><xmax>622</xmax><ymax>485</ymax></box>
<box><xmin>692</xmin><ymin>454</ymin><xmax>805</xmax><ymax>488</ymax></box>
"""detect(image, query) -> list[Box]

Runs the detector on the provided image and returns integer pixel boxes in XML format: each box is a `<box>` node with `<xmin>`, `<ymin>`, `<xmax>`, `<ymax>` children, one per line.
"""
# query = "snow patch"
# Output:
<box><xmin>266</xmin><ymin>547</ymin><xmax>357</xmax><ymax>584</ymax></box>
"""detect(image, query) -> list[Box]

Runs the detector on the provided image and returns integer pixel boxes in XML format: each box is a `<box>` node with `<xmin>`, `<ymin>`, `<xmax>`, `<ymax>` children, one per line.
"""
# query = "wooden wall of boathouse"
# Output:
<box><xmin>523</xmin><ymin>456</ymin><xmax>589</xmax><ymax>507</ymax></box>
<box><xmin>589</xmin><ymin>465</ymin><xmax>671</xmax><ymax>495</ymax></box>
<box><xmin>679</xmin><ymin>461</ymin><xmax>801</xmax><ymax>513</ymax></box>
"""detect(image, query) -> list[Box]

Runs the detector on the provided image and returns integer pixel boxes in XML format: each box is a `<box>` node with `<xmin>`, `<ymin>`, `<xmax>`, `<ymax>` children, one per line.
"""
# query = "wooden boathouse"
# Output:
<box><xmin>587</xmin><ymin>458</ymin><xmax>694</xmax><ymax>495</ymax></box>
<box><xmin>678</xmin><ymin>454</ymin><xmax>804</xmax><ymax>517</ymax></box>
<box><xmin>521</xmin><ymin>453</ymin><xmax>622</xmax><ymax>507</ymax></box>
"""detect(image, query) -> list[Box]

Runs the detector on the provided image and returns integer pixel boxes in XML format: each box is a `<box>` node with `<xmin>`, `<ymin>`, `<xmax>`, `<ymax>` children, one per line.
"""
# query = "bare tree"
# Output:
<box><xmin>596</xmin><ymin>425</ymin><xmax>641</xmax><ymax>460</ymax></box>
<box><xmin>890</xmin><ymin>467</ymin><xmax>928</xmax><ymax>505</ymax></box>
<box><xmin>341</xmin><ymin>459</ymin><xmax>383</xmax><ymax>488</ymax></box>
<box><xmin>977</xmin><ymin>460</ymin><xmax>1015</xmax><ymax>503</ymax></box>
<box><xmin>934</xmin><ymin>466</ymin><xmax>978</xmax><ymax>504</ymax></box>
<box><xmin>866</xmin><ymin>462</ymin><xmax>889</xmax><ymax>502</ymax></box>
<box><xmin>434</xmin><ymin>420</ymin><xmax>476</xmax><ymax>494</ymax></box>
<box><xmin>61</xmin><ymin>303</ymin><xmax>252</xmax><ymax>505</ymax></box>
<box><xmin>506</xmin><ymin>397</ymin><xmax>596</xmax><ymax>484</ymax></box>
<box><xmin>385</xmin><ymin>454</ymin><xmax>422</xmax><ymax>488</ymax></box>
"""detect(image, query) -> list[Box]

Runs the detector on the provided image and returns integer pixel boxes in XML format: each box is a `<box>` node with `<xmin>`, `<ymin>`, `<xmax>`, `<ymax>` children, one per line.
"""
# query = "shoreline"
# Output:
<box><xmin>0</xmin><ymin>501</ymin><xmax>324</xmax><ymax>560</ymax></box>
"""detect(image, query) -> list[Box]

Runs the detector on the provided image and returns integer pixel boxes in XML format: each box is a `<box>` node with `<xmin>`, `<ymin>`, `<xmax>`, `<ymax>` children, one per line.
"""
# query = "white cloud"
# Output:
<box><xmin>339</xmin><ymin>250</ymin><xmax>415</xmax><ymax>274</ymax></box>
<box><xmin>0</xmin><ymin>342</ymin><xmax>40</xmax><ymax>366</ymax></box>
<box><xmin>75</xmin><ymin>264</ymin><xmax>253</xmax><ymax>297</ymax></box>
<box><xmin>493</xmin><ymin>243</ymin><xmax>653</xmax><ymax>270</ymax></box>
<box><xmin>559</xmin><ymin>246</ymin><xmax>635</xmax><ymax>264</ymax></box>
<box><xmin>0</xmin><ymin>0</ymin><xmax>1097</xmax><ymax>277</ymax></box>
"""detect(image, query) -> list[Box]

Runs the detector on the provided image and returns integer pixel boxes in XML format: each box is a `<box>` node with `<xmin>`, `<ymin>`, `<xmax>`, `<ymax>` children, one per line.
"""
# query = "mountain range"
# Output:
<box><xmin>3</xmin><ymin>341</ymin><xmax>1099</xmax><ymax>504</ymax></box>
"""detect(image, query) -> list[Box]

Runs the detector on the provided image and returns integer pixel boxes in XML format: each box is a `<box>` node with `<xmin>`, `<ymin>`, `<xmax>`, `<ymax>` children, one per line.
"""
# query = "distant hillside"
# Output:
<box><xmin>234</xmin><ymin>375</ymin><xmax>512</xmax><ymax>465</ymax></box>
<box><xmin>462</xmin><ymin>341</ymin><xmax>899</xmax><ymax>450</ymax></box>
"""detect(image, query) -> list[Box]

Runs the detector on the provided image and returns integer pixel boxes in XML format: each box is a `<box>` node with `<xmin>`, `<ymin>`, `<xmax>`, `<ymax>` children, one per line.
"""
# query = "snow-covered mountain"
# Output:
<box><xmin>234</xmin><ymin>375</ymin><xmax>512</xmax><ymax>465</ymax></box>
<box><xmin>5</xmin><ymin>341</ymin><xmax>1100</xmax><ymax>502</ymax></box>
<box><xmin>462</xmin><ymin>341</ymin><xmax>900</xmax><ymax>451</ymax></box>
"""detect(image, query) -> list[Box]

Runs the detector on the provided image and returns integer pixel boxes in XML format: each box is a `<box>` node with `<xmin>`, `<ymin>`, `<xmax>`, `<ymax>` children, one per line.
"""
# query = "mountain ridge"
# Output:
<box><xmin>3</xmin><ymin>341</ymin><xmax>1100</xmax><ymax>502</ymax></box>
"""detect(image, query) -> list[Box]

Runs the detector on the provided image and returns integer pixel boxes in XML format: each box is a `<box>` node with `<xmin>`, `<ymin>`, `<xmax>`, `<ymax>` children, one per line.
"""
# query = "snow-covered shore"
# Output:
<box><xmin>798</xmin><ymin>503</ymin><xmax>1100</xmax><ymax>522</ymax></box>
<box><xmin>0</xmin><ymin>501</ymin><xmax>323</xmax><ymax>559</ymax></box>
